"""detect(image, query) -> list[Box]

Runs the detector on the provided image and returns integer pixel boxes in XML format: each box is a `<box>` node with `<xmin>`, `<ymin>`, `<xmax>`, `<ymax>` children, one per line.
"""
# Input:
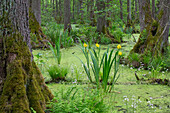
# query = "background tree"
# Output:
<box><xmin>127</xmin><ymin>0</ymin><xmax>132</xmax><ymax>27</ymax></box>
<box><xmin>30</xmin><ymin>0</ymin><xmax>41</xmax><ymax>25</ymax></box>
<box><xmin>96</xmin><ymin>0</ymin><xmax>106</xmax><ymax>35</ymax></box>
<box><xmin>64</xmin><ymin>0</ymin><xmax>72</xmax><ymax>32</ymax></box>
<box><xmin>130</xmin><ymin>0</ymin><xmax>170</xmax><ymax>62</ymax></box>
<box><xmin>0</xmin><ymin>0</ymin><xmax>53</xmax><ymax>112</ymax></box>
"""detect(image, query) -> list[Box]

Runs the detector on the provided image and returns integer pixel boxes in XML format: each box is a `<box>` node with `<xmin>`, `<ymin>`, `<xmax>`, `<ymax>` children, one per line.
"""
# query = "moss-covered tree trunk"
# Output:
<box><xmin>0</xmin><ymin>0</ymin><xmax>53</xmax><ymax>113</ymax></box>
<box><xmin>130</xmin><ymin>0</ymin><xmax>170</xmax><ymax>62</ymax></box>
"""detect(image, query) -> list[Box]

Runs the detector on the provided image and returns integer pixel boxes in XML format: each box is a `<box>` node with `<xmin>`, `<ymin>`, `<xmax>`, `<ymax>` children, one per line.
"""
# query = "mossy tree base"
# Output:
<box><xmin>128</xmin><ymin>1</ymin><xmax>169</xmax><ymax>66</ymax></box>
<box><xmin>0</xmin><ymin>33</ymin><xmax>54</xmax><ymax>113</ymax></box>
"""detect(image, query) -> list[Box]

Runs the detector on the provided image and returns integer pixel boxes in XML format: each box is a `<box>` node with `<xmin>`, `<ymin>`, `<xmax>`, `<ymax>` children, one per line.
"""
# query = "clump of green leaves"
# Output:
<box><xmin>112</xmin><ymin>28</ymin><xmax>124</xmax><ymax>43</ymax></box>
<box><xmin>48</xmin><ymin>38</ymin><xmax>61</xmax><ymax>65</ymax></box>
<box><xmin>128</xmin><ymin>52</ymin><xmax>140</xmax><ymax>62</ymax></box>
<box><xmin>47</xmin><ymin>65</ymin><xmax>68</xmax><ymax>81</ymax></box>
<box><xmin>47</xmin><ymin>86</ymin><xmax>108</xmax><ymax>113</ymax></box>
<box><xmin>77</xmin><ymin>40</ymin><xmax>122</xmax><ymax>92</ymax></box>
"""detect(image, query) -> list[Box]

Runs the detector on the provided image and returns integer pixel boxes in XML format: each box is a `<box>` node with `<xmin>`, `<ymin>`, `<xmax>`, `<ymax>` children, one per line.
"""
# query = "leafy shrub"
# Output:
<box><xmin>128</xmin><ymin>52</ymin><xmax>140</xmax><ymax>62</ymax></box>
<box><xmin>61</xmin><ymin>30</ymin><xmax>74</xmax><ymax>48</ymax></box>
<box><xmin>43</xmin><ymin>23</ymin><xmax>61</xmax><ymax>44</ymax></box>
<box><xmin>48</xmin><ymin>38</ymin><xmax>61</xmax><ymax>65</ymax></box>
<box><xmin>47</xmin><ymin>65</ymin><xmax>68</xmax><ymax>81</ymax></box>
<box><xmin>112</xmin><ymin>28</ymin><xmax>124</xmax><ymax>43</ymax></box>
<box><xmin>100</xmin><ymin>33</ymin><xmax>112</xmax><ymax>44</ymax></box>
<box><xmin>47</xmin><ymin>87</ymin><xmax>108</xmax><ymax>113</ymax></box>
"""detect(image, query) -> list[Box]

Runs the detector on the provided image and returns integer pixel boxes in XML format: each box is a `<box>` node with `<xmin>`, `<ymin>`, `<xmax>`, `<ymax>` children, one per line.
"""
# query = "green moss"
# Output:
<box><xmin>0</xmin><ymin>31</ymin><xmax>53</xmax><ymax>112</ymax></box>
<box><xmin>29</xmin><ymin>8</ymin><xmax>47</xmax><ymax>49</ymax></box>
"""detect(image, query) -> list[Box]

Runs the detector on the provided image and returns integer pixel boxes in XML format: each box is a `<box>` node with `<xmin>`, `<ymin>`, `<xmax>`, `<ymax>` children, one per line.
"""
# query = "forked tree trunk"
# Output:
<box><xmin>0</xmin><ymin>0</ymin><xmax>53</xmax><ymax>112</ymax></box>
<box><xmin>130</xmin><ymin>0</ymin><xmax>170</xmax><ymax>62</ymax></box>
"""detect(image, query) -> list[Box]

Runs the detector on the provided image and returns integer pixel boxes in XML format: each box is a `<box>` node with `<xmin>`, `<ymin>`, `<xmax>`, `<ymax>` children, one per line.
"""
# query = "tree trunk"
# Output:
<box><xmin>106</xmin><ymin>0</ymin><xmax>112</xmax><ymax>28</ymax></box>
<box><xmin>64</xmin><ymin>0</ymin><xmax>72</xmax><ymax>33</ymax></box>
<box><xmin>138</xmin><ymin>0</ymin><xmax>146</xmax><ymax>32</ymax></box>
<box><xmin>72</xmin><ymin>0</ymin><xmax>75</xmax><ymax>21</ymax></box>
<box><xmin>80</xmin><ymin>0</ymin><xmax>84</xmax><ymax>24</ymax></box>
<box><xmin>135</xmin><ymin>0</ymin><xmax>138</xmax><ymax>22</ymax></box>
<box><xmin>31</xmin><ymin>0</ymin><xmax>41</xmax><ymax>25</ymax></box>
<box><xmin>127</xmin><ymin>0</ymin><xmax>132</xmax><ymax>27</ymax></box>
<box><xmin>152</xmin><ymin>0</ymin><xmax>156</xmax><ymax>19</ymax></box>
<box><xmin>130</xmin><ymin>0</ymin><xmax>170</xmax><ymax>63</ymax></box>
<box><xmin>119</xmin><ymin>0</ymin><xmax>123</xmax><ymax>21</ymax></box>
<box><xmin>58</xmin><ymin>0</ymin><xmax>63</xmax><ymax>23</ymax></box>
<box><xmin>56</xmin><ymin>0</ymin><xmax>58</xmax><ymax>17</ymax></box>
<box><xmin>89</xmin><ymin>0</ymin><xmax>96</xmax><ymax>26</ymax></box>
<box><xmin>96</xmin><ymin>0</ymin><xmax>106</xmax><ymax>34</ymax></box>
<box><xmin>0</xmin><ymin>0</ymin><xmax>53</xmax><ymax>112</ymax></box>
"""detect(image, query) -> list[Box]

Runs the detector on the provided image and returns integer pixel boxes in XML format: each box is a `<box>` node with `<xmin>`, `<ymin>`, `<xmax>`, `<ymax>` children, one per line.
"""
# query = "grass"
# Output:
<box><xmin>32</xmin><ymin>35</ymin><xmax>170</xmax><ymax>113</ymax></box>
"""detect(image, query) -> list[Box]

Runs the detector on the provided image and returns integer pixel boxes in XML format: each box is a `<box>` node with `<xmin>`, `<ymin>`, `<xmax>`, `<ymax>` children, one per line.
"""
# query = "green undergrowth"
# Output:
<box><xmin>33</xmin><ymin>35</ymin><xmax>170</xmax><ymax>112</ymax></box>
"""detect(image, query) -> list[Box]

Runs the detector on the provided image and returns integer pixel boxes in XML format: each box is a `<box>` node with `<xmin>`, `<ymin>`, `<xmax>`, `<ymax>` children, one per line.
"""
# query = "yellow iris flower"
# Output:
<box><xmin>118</xmin><ymin>51</ymin><xmax>122</xmax><ymax>56</ymax></box>
<box><xmin>117</xmin><ymin>44</ymin><xmax>121</xmax><ymax>49</ymax></box>
<box><xmin>96</xmin><ymin>43</ymin><xmax>100</xmax><ymax>48</ymax></box>
<box><xmin>84</xmin><ymin>43</ymin><xmax>88</xmax><ymax>47</ymax></box>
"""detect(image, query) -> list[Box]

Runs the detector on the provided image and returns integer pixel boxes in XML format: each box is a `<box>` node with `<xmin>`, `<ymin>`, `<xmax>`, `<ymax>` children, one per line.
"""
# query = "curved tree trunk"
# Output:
<box><xmin>0</xmin><ymin>0</ymin><xmax>53</xmax><ymax>113</ymax></box>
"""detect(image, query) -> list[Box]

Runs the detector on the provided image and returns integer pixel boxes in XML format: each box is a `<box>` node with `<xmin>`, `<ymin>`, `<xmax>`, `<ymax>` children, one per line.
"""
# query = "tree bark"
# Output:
<box><xmin>89</xmin><ymin>0</ymin><xmax>96</xmax><ymax>26</ymax></box>
<box><xmin>58</xmin><ymin>0</ymin><xmax>63</xmax><ymax>23</ymax></box>
<box><xmin>138</xmin><ymin>0</ymin><xmax>146</xmax><ymax>32</ymax></box>
<box><xmin>64</xmin><ymin>0</ymin><xmax>72</xmax><ymax>33</ymax></box>
<box><xmin>80</xmin><ymin>0</ymin><xmax>84</xmax><ymax>24</ymax></box>
<box><xmin>135</xmin><ymin>0</ymin><xmax>138</xmax><ymax>21</ymax></box>
<box><xmin>130</xmin><ymin>0</ymin><xmax>169</xmax><ymax>62</ymax></box>
<box><xmin>152</xmin><ymin>0</ymin><xmax>156</xmax><ymax>19</ymax></box>
<box><xmin>72</xmin><ymin>0</ymin><xmax>75</xmax><ymax>20</ymax></box>
<box><xmin>0</xmin><ymin>0</ymin><xmax>53</xmax><ymax>112</ymax></box>
<box><xmin>96</xmin><ymin>0</ymin><xmax>106</xmax><ymax>34</ymax></box>
<box><xmin>127</xmin><ymin>0</ymin><xmax>132</xmax><ymax>27</ymax></box>
<box><xmin>119</xmin><ymin>0</ymin><xmax>123</xmax><ymax>21</ymax></box>
<box><xmin>56</xmin><ymin>0</ymin><xmax>58</xmax><ymax>17</ymax></box>
<box><xmin>31</xmin><ymin>0</ymin><xmax>41</xmax><ymax>25</ymax></box>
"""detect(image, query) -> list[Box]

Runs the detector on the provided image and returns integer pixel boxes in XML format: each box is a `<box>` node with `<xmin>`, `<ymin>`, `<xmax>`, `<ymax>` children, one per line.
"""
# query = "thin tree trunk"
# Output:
<box><xmin>127</xmin><ymin>0</ymin><xmax>132</xmax><ymax>27</ymax></box>
<box><xmin>80</xmin><ymin>0</ymin><xmax>84</xmax><ymax>24</ymax></box>
<box><xmin>135</xmin><ymin>0</ymin><xmax>138</xmax><ymax>21</ymax></box>
<box><xmin>90</xmin><ymin>0</ymin><xmax>95</xmax><ymax>26</ymax></box>
<box><xmin>64</xmin><ymin>0</ymin><xmax>72</xmax><ymax>32</ymax></box>
<box><xmin>72</xmin><ymin>0</ymin><xmax>75</xmax><ymax>20</ymax></box>
<box><xmin>59</xmin><ymin>0</ymin><xmax>63</xmax><ymax>23</ymax></box>
<box><xmin>152</xmin><ymin>0</ymin><xmax>156</xmax><ymax>19</ymax></box>
<box><xmin>138</xmin><ymin>0</ymin><xmax>146</xmax><ymax>32</ymax></box>
<box><xmin>56</xmin><ymin>0</ymin><xmax>58</xmax><ymax>16</ymax></box>
<box><xmin>96</xmin><ymin>0</ymin><xmax>106</xmax><ymax>34</ymax></box>
<box><xmin>119</xmin><ymin>0</ymin><xmax>123</xmax><ymax>21</ymax></box>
